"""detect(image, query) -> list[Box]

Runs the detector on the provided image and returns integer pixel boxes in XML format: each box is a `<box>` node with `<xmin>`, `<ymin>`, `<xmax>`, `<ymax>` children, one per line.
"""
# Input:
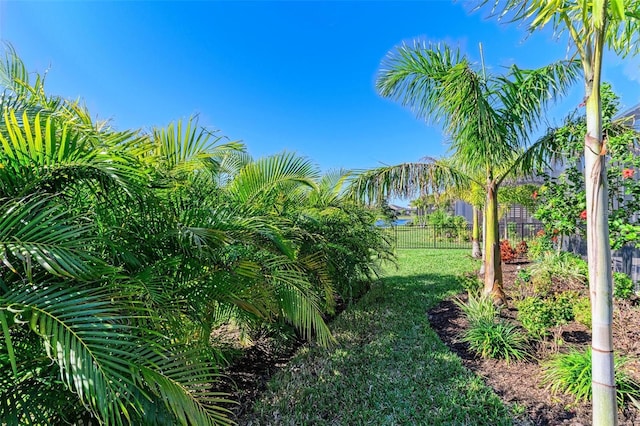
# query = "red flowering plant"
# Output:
<box><xmin>534</xmin><ymin>84</ymin><xmax>640</xmax><ymax>250</ymax></box>
<box><xmin>622</xmin><ymin>168</ymin><xmax>635</xmax><ymax>179</ymax></box>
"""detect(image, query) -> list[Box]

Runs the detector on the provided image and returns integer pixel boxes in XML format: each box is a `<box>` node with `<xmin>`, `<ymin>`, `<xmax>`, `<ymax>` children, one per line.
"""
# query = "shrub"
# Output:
<box><xmin>614</xmin><ymin>272</ymin><xmax>635</xmax><ymax>300</ymax></box>
<box><xmin>572</xmin><ymin>297</ymin><xmax>592</xmax><ymax>328</ymax></box>
<box><xmin>527</xmin><ymin>232</ymin><xmax>554</xmax><ymax>260</ymax></box>
<box><xmin>500</xmin><ymin>240</ymin><xmax>517</xmax><ymax>263</ymax></box>
<box><xmin>513</xmin><ymin>268</ymin><xmax>535</xmax><ymax>301</ymax></box>
<box><xmin>528</xmin><ymin>252</ymin><xmax>588</xmax><ymax>294</ymax></box>
<box><xmin>517</xmin><ymin>297</ymin><xmax>556</xmax><ymax>337</ymax></box>
<box><xmin>454</xmin><ymin>292</ymin><xmax>497</xmax><ymax>325</ymax></box>
<box><xmin>541</xmin><ymin>348</ymin><xmax>640</xmax><ymax>406</ymax></box>
<box><xmin>461</xmin><ymin>319</ymin><xmax>529</xmax><ymax>363</ymax></box>
<box><xmin>517</xmin><ymin>293</ymin><xmax>577</xmax><ymax>338</ymax></box>
<box><xmin>515</xmin><ymin>240</ymin><xmax>528</xmax><ymax>257</ymax></box>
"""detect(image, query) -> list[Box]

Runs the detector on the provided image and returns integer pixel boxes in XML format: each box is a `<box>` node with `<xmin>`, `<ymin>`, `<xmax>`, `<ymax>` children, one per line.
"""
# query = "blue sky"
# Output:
<box><xmin>1</xmin><ymin>1</ymin><xmax>639</xmax><ymax>184</ymax></box>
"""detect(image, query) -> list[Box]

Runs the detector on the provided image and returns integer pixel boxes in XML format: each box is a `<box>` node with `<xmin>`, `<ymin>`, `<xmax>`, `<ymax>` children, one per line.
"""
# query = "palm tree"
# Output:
<box><xmin>476</xmin><ymin>1</ymin><xmax>640</xmax><ymax>423</ymax></box>
<box><xmin>371</xmin><ymin>42</ymin><xmax>578</xmax><ymax>301</ymax></box>
<box><xmin>0</xmin><ymin>48</ymin><xmax>236</xmax><ymax>425</ymax></box>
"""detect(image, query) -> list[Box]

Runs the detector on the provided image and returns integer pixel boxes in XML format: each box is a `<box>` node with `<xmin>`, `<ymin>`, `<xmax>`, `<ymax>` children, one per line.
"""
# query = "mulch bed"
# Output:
<box><xmin>428</xmin><ymin>260</ymin><xmax>640</xmax><ymax>425</ymax></box>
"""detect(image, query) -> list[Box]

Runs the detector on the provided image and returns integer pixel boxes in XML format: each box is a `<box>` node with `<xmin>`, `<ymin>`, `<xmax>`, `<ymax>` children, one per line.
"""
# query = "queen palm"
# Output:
<box><xmin>370</xmin><ymin>42</ymin><xmax>578</xmax><ymax>299</ymax></box>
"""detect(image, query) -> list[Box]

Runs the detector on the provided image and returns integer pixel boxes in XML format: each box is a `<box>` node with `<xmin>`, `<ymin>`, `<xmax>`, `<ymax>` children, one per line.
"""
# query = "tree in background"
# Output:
<box><xmin>477</xmin><ymin>2</ymin><xmax>640</xmax><ymax>420</ymax></box>
<box><xmin>372</xmin><ymin>41</ymin><xmax>578</xmax><ymax>302</ymax></box>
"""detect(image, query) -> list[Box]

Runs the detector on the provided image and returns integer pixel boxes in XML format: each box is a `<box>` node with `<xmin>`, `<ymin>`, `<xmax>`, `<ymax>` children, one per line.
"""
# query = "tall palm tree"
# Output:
<box><xmin>477</xmin><ymin>1</ymin><xmax>640</xmax><ymax>422</ymax></box>
<box><xmin>373</xmin><ymin>42</ymin><xmax>578</xmax><ymax>300</ymax></box>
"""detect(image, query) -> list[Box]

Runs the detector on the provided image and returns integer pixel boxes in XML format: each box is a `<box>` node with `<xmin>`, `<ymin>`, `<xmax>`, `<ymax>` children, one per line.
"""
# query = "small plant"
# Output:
<box><xmin>500</xmin><ymin>239</ymin><xmax>517</xmax><ymax>263</ymax></box>
<box><xmin>454</xmin><ymin>292</ymin><xmax>497</xmax><ymax>325</ymax></box>
<box><xmin>517</xmin><ymin>297</ymin><xmax>556</xmax><ymax>337</ymax></box>
<box><xmin>513</xmin><ymin>268</ymin><xmax>535</xmax><ymax>301</ymax></box>
<box><xmin>541</xmin><ymin>348</ymin><xmax>640</xmax><ymax>406</ymax></box>
<box><xmin>457</xmin><ymin>272</ymin><xmax>483</xmax><ymax>295</ymax></box>
<box><xmin>461</xmin><ymin>319</ymin><xmax>529</xmax><ymax>363</ymax></box>
<box><xmin>572</xmin><ymin>297</ymin><xmax>592</xmax><ymax>328</ymax></box>
<box><xmin>614</xmin><ymin>272</ymin><xmax>635</xmax><ymax>300</ymax></box>
<box><xmin>516</xmin><ymin>293</ymin><xmax>576</xmax><ymax>338</ymax></box>
<box><xmin>527</xmin><ymin>232</ymin><xmax>554</xmax><ymax>260</ymax></box>
<box><xmin>515</xmin><ymin>240</ymin><xmax>528</xmax><ymax>257</ymax></box>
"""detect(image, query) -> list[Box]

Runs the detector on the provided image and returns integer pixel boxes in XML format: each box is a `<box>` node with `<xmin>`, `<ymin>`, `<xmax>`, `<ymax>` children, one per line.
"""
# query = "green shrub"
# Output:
<box><xmin>527</xmin><ymin>233</ymin><xmax>554</xmax><ymax>260</ymax></box>
<box><xmin>554</xmin><ymin>291</ymin><xmax>579</xmax><ymax>323</ymax></box>
<box><xmin>454</xmin><ymin>292</ymin><xmax>498</xmax><ymax>325</ymax></box>
<box><xmin>461</xmin><ymin>319</ymin><xmax>529</xmax><ymax>363</ymax></box>
<box><xmin>517</xmin><ymin>293</ymin><xmax>577</xmax><ymax>338</ymax></box>
<box><xmin>517</xmin><ymin>297</ymin><xmax>556</xmax><ymax>337</ymax></box>
<box><xmin>614</xmin><ymin>272</ymin><xmax>635</xmax><ymax>300</ymax></box>
<box><xmin>541</xmin><ymin>348</ymin><xmax>640</xmax><ymax>406</ymax></box>
<box><xmin>572</xmin><ymin>297</ymin><xmax>592</xmax><ymax>328</ymax></box>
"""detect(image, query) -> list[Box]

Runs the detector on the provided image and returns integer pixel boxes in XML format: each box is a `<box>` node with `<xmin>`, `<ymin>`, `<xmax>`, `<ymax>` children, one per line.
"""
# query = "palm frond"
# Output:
<box><xmin>0</xmin><ymin>284</ymin><xmax>146</xmax><ymax>425</ymax></box>
<box><xmin>226</xmin><ymin>151</ymin><xmax>319</xmax><ymax>206</ymax></box>
<box><xmin>138</xmin><ymin>349</ymin><xmax>234</xmax><ymax>426</ymax></box>
<box><xmin>0</xmin><ymin>196</ymin><xmax>112</xmax><ymax>281</ymax></box>
<box><xmin>347</xmin><ymin>159</ymin><xmax>469</xmax><ymax>204</ymax></box>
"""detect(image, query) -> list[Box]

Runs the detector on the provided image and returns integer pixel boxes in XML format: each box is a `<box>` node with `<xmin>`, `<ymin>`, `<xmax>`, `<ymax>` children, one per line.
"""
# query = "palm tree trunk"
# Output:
<box><xmin>472</xmin><ymin>205</ymin><xmax>482</xmax><ymax>258</ymax></box>
<box><xmin>583</xmin><ymin>25</ymin><xmax>617</xmax><ymax>425</ymax></box>
<box><xmin>482</xmin><ymin>180</ymin><xmax>504</xmax><ymax>304</ymax></box>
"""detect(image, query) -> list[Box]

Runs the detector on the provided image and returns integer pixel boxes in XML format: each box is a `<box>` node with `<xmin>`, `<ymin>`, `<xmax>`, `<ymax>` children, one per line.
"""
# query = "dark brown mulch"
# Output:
<box><xmin>428</xmin><ymin>260</ymin><xmax>640</xmax><ymax>426</ymax></box>
<box><xmin>216</xmin><ymin>336</ymin><xmax>305</xmax><ymax>419</ymax></box>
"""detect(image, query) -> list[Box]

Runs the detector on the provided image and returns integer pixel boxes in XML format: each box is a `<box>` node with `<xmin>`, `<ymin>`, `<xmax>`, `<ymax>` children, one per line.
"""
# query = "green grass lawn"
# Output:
<box><xmin>241</xmin><ymin>250</ymin><xmax>516</xmax><ymax>425</ymax></box>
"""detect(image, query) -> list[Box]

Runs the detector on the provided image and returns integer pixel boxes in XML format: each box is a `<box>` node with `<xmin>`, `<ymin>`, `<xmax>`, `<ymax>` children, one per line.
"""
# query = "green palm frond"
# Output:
<box><xmin>0</xmin><ymin>284</ymin><xmax>145</xmax><ymax>424</ymax></box>
<box><xmin>307</xmin><ymin>168</ymin><xmax>353</xmax><ymax>208</ymax></box>
<box><xmin>494</xmin><ymin>60</ymin><xmax>580</xmax><ymax>142</ymax></box>
<box><xmin>347</xmin><ymin>159</ymin><xmax>468</xmax><ymax>204</ymax></box>
<box><xmin>138</xmin><ymin>349</ymin><xmax>234</xmax><ymax>426</ymax></box>
<box><xmin>149</xmin><ymin>116</ymin><xmax>245</xmax><ymax>178</ymax></box>
<box><xmin>0</xmin><ymin>109</ymin><xmax>145</xmax><ymax>198</ymax></box>
<box><xmin>265</xmin><ymin>256</ymin><xmax>334</xmax><ymax>346</ymax></box>
<box><xmin>0</xmin><ymin>196</ymin><xmax>112</xmax><ymax>280</ymax></box>
<box><xmin>226</xmin><ymin>152</ymin><xmax>319</xmax><ymax>206</ymax></box>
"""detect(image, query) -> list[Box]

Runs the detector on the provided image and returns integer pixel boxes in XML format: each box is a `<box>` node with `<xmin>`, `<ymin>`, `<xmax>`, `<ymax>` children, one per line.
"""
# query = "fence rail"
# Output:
<box><xmin>384</xmin><ymin>223</ymin><xmax>545</xmax><ymax>250</ymax></box>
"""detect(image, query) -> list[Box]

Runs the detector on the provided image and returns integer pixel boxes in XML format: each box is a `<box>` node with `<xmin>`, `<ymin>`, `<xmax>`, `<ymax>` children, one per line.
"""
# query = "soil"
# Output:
<box><xmin>427</xmin><ymin>260</ymin><xmax>640</xmax><ymax>426</ymax></box>
<box><xmin>220</xmin><ymin>261</ymin><xmax>640</xmax><ymax>425</ymax></box>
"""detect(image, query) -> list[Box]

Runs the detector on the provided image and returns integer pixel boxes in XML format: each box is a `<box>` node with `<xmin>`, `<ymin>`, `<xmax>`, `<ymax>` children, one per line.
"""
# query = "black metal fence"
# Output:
<box><xmin>384</xmin><ymin>223</ymin><xmax>545</xmax><ymax>250</ymax></box>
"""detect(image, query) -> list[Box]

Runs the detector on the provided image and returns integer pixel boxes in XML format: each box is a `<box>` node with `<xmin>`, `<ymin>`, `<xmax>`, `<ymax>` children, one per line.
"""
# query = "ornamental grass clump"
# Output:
<box><xmin>461</xmin><ymin>319</ymin><xmax>529</xmax><ymax>363</ymax></box>
<box><xmin>454</xmin><ymin>292</ymin><xmax>498</xmax><ymax>325</ymax></box>
<box><xmin>455</xmin><ymin>293</ymin><xmax>529</xmax><ymax>363</ymax></box>
<box><xmin>541</xmin><ymin>348</ymin><xmax>640</xmax><ymax>406</ymax></box>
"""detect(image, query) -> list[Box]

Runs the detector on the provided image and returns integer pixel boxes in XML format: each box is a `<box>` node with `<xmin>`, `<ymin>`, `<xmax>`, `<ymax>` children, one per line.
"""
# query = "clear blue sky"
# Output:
<box><xmin>1</xmin><ymin>1</ymin><xmax>639</xmax><ymax>185</ymax></box>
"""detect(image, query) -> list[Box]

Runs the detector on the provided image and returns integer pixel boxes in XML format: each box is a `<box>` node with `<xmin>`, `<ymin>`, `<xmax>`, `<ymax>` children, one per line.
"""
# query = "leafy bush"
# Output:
<box><xmin>500</xmin><ymin>240</ymin><xmax>517</xmax><ymax>263</ymax></box>
<box><xmin>454</xmin><ymin>292</ymin><xmax>498</xmax><ymax>325</ymax></box>
<box><xmin>614</xmin><ymin>272</ymin><xmax>635</xmax><ymax>300</ymax></box>
<box><xmin>527</xmin><ymin>232</ymin><xmax>554</xmax><ymax>260</ymax></box>
<box><xmin>517</xmin><ymin>293</ymin><xmax>577</xmax><ymax>338</ymax></box>
<box><xmin>517</xmin><ymin>297</ymin><xmax>556</xmax><ymax>337</ymax></box>
<box><xmin>572</xmin><ymin>297</ymin><xmax>592</xmax><ymax>328</ymax></box>
<box><xmin>461</xmin><ymin>319</ymin><xmax>529</xmax><ymax>363</ymax></box>
<box><xmin>541</xmin><ymin>348</ymin><xmax>640</xmax><ymax>406</ymax></box>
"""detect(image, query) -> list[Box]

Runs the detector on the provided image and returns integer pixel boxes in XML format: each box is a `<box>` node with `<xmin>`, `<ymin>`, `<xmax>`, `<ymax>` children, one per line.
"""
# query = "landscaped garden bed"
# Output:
<box><xmin>429</xmin><ymin>248</ymin><xmax>640</xmax><ymax>425</ymax></box>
